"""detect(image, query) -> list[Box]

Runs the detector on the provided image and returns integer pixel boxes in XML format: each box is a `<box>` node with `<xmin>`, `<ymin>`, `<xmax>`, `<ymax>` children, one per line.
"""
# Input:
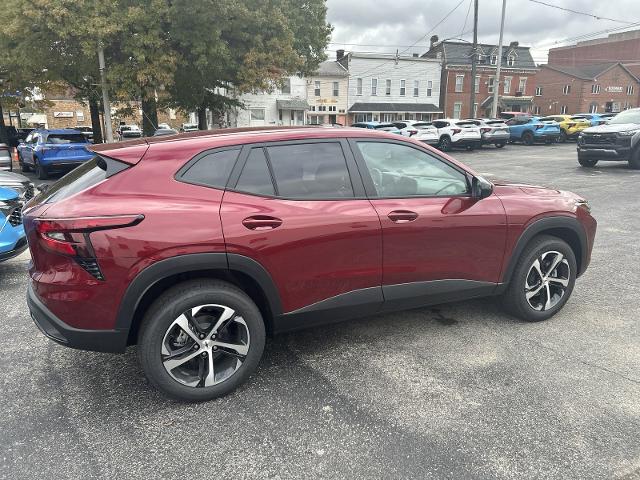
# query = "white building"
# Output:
<box><xmin>231</xmin><ymin>76</ymin><xmax>309</xmax><ymax>127</ymax></box>
<box><xmin>306</xmin><ymin>57</ymin><xmax>349</xmax><ymax>125</ymax></box>
<box><xmin>344</xmin><ymin>52</ymin><xmax>443</xmax><ymax>124</ymax></box>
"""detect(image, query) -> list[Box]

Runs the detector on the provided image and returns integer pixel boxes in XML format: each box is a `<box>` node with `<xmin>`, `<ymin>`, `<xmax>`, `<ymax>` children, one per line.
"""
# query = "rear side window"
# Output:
<box><xmin>236</xmin><ymin>148</ymin><xmax>275</xmax><ymax>196</ymax></box>
<box><xmin>46</xmin><ymin>134</ymin><xmax>88</xmax><ymax>144</ymax></box>
<box><xmin>179</xmin><ymin>149</ymin><xmax>239</xmax><ymax>189</ymax></box>
<box><xmin>266</xmin><ymin>143</ymin><xmax>354</xmax><ymax>199</ymax></box>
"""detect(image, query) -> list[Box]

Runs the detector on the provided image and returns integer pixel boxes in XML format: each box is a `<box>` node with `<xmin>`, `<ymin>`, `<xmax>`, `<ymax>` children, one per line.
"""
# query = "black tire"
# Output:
<box><xmin>522</xmin><ymin>131</ymin><xmax>534</xmax><ymax>146</ymax></box>
<box><xmin>502</xmin><ymin>235</ymin><xmax>577</xmax><ymax>322</ymax></box>
<box><xmin>628</xmin><ymin>148</ymin><xmax>640</xmax><ymax>169</ymax></box>
<box><xmin>438</xmin><ymin>136</ymin><xmax>452</xmax><ymax>152</ymax></box>
<box><xmin>465</xmin><ymin>144</ymin><xmax>475</xmax><ymax>151</ymax></box>
<box><xmin>18</xmin><ymin>153</ymin><xmax>30</xmax><ymax>172</ymax></box>
<box><xmin>34</xmin><ymin>158</ymin><xmax>48</xmax><ymax>180</ymax></box>
<box><xmin>559</xmin><ymin>130</ymin><xmax>567</xmax><ymax>143</ymax></box>
<box><xmin>578</xmin><ymin>157</ymin><xmax>598</xmax><ymax>168</ymax></box>
<box><xmin>494</xmin><ymin>142</ymin><xmax>506</xmax><ymax>148</ymax></box>
<box><xmin>138</xmin><ymin>279</ymin><xmax>266</xmax><ymax>402</ymax></box>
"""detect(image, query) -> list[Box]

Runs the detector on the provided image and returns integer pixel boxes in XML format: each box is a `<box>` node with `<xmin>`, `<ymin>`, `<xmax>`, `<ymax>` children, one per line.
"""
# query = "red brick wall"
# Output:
<box><xmin>549</xmin><ymin>37</ymin><xmax>640</xmax><ymax>66</ymax></box>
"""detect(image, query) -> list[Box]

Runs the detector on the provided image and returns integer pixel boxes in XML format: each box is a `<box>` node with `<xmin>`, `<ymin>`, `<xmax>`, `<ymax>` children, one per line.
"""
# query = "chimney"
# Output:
<box><xmin>336</xmin><ymin>49</ymin><xmax>345</xmax><ymax>61</ymax></box>
<box><xmin>430</xmin><ymin>35</ymin><xmax>439</xmax><ymax>49</ymax></box>
<box><xmin>509</xmin><ymin>41</ymin><xmax>519</xmax><ymax>48</ymax></box>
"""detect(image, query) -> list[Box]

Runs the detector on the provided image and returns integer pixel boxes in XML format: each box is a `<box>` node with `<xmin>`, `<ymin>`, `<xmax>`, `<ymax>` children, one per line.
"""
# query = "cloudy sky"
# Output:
<box><xmin>325</xmin><ymin>0</ymin><xmax>640</xmax><ymax>64</ymax></box>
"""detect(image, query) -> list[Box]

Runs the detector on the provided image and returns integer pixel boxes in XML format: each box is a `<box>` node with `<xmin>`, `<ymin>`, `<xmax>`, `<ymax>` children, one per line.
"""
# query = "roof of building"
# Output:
<box><xmin>314</xmin><ymin>60</ymin><xmax>348</xmax><ymax>77</ymax></box>
<box><xmin>425</xmin><ymin>41</ymin><xmax>536</xmax><ymax>69</ymax></box>
<box><xmin>542</xmin><ymin>62</ymin><xmax>639</xmax><ymax>81</ymax></box>
<box><xmin>348</xmin><ymin>102</ymin><xmax>442</xmax><ymax>113</ymax></box>
<box><xmin>276</xmin><ymin>99</ymin><xmax>310</xmax><ymax>110</ymax></box>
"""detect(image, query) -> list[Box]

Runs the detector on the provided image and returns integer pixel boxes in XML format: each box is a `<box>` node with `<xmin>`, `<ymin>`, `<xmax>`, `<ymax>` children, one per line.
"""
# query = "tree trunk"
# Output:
<box><xmin>197</xmin><ymin>105</ymin><xmax>208</xmax><ymax>130</ymax></box>
<box><xmin>0</xmin><ymin>100</ymin><xmax>8</xmax><ymax>146</ymax></box>
<box><xmin>89</xmin><ymin>96</ymin><xmax>103</xmax><ymax>144</ymax></box>
<box><xmin>141</xmin><ymin>94</ymin><xmax>158</xmax><ymax>137</ymax></box>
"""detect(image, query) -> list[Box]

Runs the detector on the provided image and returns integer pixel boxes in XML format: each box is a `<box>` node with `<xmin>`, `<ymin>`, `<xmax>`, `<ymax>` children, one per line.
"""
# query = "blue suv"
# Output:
<box><xmin>506</xmin><ymin>116</ymin><xmax>561</xmax><ymax>145</ymax></box>
<box><xmin>0</xmin><ymin>186</ymin><xmax>27</xmax><ymax>262</ymax></box>
<box><xmin>17</xmin><ymin>129</ymin><xmax>93</xmax><ymax>179</ymax></box>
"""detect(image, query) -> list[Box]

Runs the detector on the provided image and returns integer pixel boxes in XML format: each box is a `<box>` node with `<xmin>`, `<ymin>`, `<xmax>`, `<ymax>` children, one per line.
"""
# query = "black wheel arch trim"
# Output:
<box><xmin>114</xmin><ymin>252</ymin><xmax>283</xmax><ymax>334</ymax></box>
<box><xmin>501</xmin><ymin>216</ymin><xmax>589</xmax><ymax>284</ymax></box>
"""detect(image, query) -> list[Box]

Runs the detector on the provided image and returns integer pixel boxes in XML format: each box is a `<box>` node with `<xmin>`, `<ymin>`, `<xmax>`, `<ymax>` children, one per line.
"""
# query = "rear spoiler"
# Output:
<box><xmin>90</xmin><ymin>141</ymin><xmax>149</xmax><ymax>165</ymax></box>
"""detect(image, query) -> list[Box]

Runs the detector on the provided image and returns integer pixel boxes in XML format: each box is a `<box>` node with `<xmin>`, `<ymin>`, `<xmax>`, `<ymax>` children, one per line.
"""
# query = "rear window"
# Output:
<box><xmin>46</xmin><ymin>134</ymin><xmax>88</xmax><ymax>144</ymax></box>
<box><xmin>37</xmin><ymin>156</ymin><xmax>127</xmax><ymax>204</ymax></box>
<box><xmin>485</xmin><ymin>120</ymin><xmax>507</xmax><ymax>126</ymax></box>
<box><xmin>455</xmin><ymin>121</ymin><xmax>476</xmax><ymax>127</ymax></box>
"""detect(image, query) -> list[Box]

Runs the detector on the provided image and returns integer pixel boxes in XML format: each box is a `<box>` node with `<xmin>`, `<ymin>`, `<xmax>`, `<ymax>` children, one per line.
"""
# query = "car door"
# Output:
<box><xmin>24</xmin><ymin>133</ymin><xmax>37</xmax><ymax>165</ymax></box>
<box><xmin>220</xmin><ymin>139</ymin><xmax>383</xmax><ymax>327</ymax></box>
<box><xmin>349</xmin><ymin>138</ymin><xmax>507</xmax><ymax>310</ymax></box>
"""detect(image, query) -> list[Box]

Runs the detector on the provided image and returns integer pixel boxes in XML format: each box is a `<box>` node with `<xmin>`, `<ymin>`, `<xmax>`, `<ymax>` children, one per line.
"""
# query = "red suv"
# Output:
<box><xmin>24</xmin><ymin>127</ymin><xmax>597</xmax><ymax>401</ymax></box>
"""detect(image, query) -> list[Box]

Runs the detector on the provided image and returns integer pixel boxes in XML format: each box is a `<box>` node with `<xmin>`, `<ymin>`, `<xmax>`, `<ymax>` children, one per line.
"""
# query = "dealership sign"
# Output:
<box><xmin>53</xmin><ymin>111</ymin><xmax>74</xmax><ymax>118</ymax></box>
<box><xmin>605</xmin><ymin>86</ymin><xmax>623</xmax><ymax>93</ymax></box>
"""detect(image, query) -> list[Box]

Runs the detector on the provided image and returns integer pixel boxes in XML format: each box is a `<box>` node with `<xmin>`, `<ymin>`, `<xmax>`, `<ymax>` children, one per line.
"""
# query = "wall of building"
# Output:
<box><xmin>548</xmin><ymin>30</ymin><xmax>640</xmax><ymax>67</ymax></box>
<box><xmin>306</xmin><ymin>75</ymin><xmax>349</xmax><ymax>125</ymax></box>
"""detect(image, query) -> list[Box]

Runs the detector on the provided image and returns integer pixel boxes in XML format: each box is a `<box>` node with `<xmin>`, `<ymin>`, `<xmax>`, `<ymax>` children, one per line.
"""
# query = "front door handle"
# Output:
<box><xmin>388</xmin><ymin>210</ymin><xmax>419</xmax><ymax>223</ymax></box>
<box><xmin>242</xmin><ymin>216</ymin><xmax>283</xmax><ymax>230</ymax></box>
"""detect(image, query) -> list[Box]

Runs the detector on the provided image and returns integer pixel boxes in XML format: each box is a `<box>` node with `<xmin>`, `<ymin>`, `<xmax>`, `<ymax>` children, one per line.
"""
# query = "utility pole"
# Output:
<box><xmin>469</xmin><ymin>0</ymin><xmax>479</xmax><ymax>118</ymax></box>
<box><xmin>491</xmin><ymin>0</ymin><xmax>507</xmax><ymax>118</ymax></box>
<box><xmin>98</xmin><ymin>46</ymin><xmax>114</xmax><ymax>143</ymax></box>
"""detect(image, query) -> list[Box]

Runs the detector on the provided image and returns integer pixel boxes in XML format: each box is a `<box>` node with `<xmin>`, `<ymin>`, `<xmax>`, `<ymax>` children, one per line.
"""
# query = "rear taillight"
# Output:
<box><xmin>34</xmin><ymin>214</ymin><xmax>144</xmax><ymax>280</ymax></box>
<box><xmin>452</xmin><ymin>128</ymin><xmax>462</xmax><ymax>135</ymax></box>
<box><xmin>408</xmin><ymin>129</ymin><xmax>418</xmax><ymax>136</ymax></box>
<box><xmin>481</xmin><ymin>127</ymin><xmax>491</xmax><ymax>133</ymax></box>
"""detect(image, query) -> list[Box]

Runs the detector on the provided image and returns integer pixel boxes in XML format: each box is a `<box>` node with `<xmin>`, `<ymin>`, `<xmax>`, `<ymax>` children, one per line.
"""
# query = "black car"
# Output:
<box><xmin>577</xmin><ymin>108</ymin><xmax>640</xmax><ymax>169</ymax></box>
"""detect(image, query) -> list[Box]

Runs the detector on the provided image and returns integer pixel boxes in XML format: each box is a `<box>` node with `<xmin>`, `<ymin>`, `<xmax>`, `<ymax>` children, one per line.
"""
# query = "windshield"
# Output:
<box><xmin>609</xmin><ymin>110</ymin><xmax>640</xmax><ymax>125</ymax></box>
<box><xmin>46</xmin><ymin>134</ymin><xmax>88</xmax><ymax>144</ymax></box>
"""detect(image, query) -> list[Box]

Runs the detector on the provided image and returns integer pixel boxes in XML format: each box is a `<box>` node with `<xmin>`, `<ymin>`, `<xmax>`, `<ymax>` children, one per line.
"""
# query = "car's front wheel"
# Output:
<box><xmin>34</xmin><ymin>158</ymin><xmax>48</xmax><ymax>180</ymax></box>
<box><xmin>578</xmin><ymin>157</ymin><xmax>598</xmax><ymax>168</ymax></box>
<box><xmin>502</xmin><ymin>235</ymin><xmax>576</xmax><ymax>322</ymax></box>
<box><xmin>138</xmin><ymin>279</ymin><xmax>266</xmax><ymax>402</ymax></box>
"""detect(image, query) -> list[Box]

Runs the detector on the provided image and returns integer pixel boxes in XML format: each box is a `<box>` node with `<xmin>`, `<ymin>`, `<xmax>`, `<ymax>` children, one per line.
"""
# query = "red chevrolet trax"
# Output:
<box><xmin>23</xmin><ymin>127</ymin><xmax>597</xmax><ymax>401</ymax></box>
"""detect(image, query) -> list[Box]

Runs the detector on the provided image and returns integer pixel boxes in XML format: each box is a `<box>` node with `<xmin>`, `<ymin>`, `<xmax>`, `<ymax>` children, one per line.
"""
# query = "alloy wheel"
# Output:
<box><xmin>161</xmin><ymin>304</ymin><xmax>250</xmax><ymax>388</ymax></box>
<box><xmin>524</xmin><ymin>251</ymin><xmax>571</xmax><ymax>311</ymax></box>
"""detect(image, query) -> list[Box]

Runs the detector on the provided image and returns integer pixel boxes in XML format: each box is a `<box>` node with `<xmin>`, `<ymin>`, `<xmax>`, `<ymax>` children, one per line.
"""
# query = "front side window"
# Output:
<box><xmin>180</xmin><ymin>149</ymin><xmax>240</xmax><ymax>189</ymax></box>
<box><xmin>356</xmin><ymin>142</ymin><xmax>469</xmax><ymax>197</ymax></box>
<box><xmin>267</xmin><ymin>142</ymin><xmax>354</xmax><ymax>198</ymax></box>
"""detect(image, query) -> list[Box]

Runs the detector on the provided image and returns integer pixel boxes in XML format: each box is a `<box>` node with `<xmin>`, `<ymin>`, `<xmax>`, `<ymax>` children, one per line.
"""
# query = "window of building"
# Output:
<box><xmin>561</xmin><ymin>105</ymin><xmax>568</xmax><ymax>114</ymax></box>
<box><xmin>250</xmin><ymin>109</ymin><xmax>265</xmax><ymax>121</ymax></box>
<box><xmin>357</xmin><ymin>78</ymin><xmax>362</xmax><ymax>95</ymax></box>
<box><xmin>453</xmin><ymin>102</ymin><xmax>462</xmax><ymax>119</ymax></box>
<box><xmin>281</xmin><ymin>78</ymin><xmax>291</xmax><ymax>94</ymax></box>
<box><xmin>332</xmin><ymin>81</ymin><xmax>339</xmax><ymax>97</ymax></box>
<box><xmin>314</xmin><ymin>81</ymin><xmax>321</xmax><ymax>97</ymax></box>
<box><xmin>534</xmin><ymin>105</ymin><xmax>541</xmax><ymax>115</ymax></box>
<box><xmin>400</xmin><ymin>79</ymin><xmax>406</xmax><ymax>96</ymax></box>
<box><xmin>267</xmin><ymin>143</ymin><xmax>354</xmax><ymax>199</ymax></box>
<box><xmin>473</xmin><ymin>103</ymin><xmax>478</xmax><ymax>117</ymax></box>
<box><xmin>235</xmin><ymin>148</ymin><xmax>276</xmax><ymax>197</ymax></box>
<box><xmin>589</xmin><ymin>102</ymin><xmax>598</xmax><ymax>113</ymax></box>
<box><xmin>355</xmin><ymin>142</ymin><xmax>469</xmax><ymax>197</ymax></box>
<box><xmin>488</xmin><ymin>77</ymin><xmax>495</xmax><ymax>94</ymax></box>
<box><xmin>382</xmin><ymin>113</ymin><xmax>395</xmax><ymax>122</ymax></box>
<box><xmin>518</xmin><ymin>77</ymin><xmax>527</xmax><ymax>93</ymax></box>
<box><xmin>474</xmin><ymin>76</ymin><xmax>480</xmax><ymax>94</ymax></box>
<box><xmin>627</xmin><ymin>85</ymin><xmax>635</xmax><ymax>95</ymax></box>
<box><xmin>413</xmin><ymin>80</ymin><xmax>419</xmax><ymax>97</ymax></box>
<box><xmin>591</xmin><ymin>84</ymin><xmax>601</xmax><ymax>94</ymax></box>
<box><xmin>427</xmin><ymin>80</ymin><xmax>433</xmax><ymax>96</ymax></box>
<box><xmin>371</xmin><ymin>78</ymin><xmax>378</xmax><ymax>96</ymax></box>
<box><xmin>562</xmin><ymin>84</ymin><xmax>571</xmax><ymax>95</ymax></box>
<box><xmin>507</xmin><ymin>55</ymin><xmax>515</xmax><ymax>66</ymax></box>
<box><xmin>535</xmin><ymin>86</ymin><xmax>542</xmax><ymax>96</ymax></box>
<box><xmin>490</xmin><ymin>54</ymin><xmax>497</xmax><ymax>65</ymax></box>
<box><xmin>385</xmin><ymin>79</ymin><xmax>391</xmax><ymax>95</ymax></box>
<box><xmin>180</xmin><ymin>148</ymin><xmax>240</xmax><ymax>189</ymax></box>
<box><xmin>504</xmin><ymin>77</ymin><xmax>512</xmax><ymax>94</ymax></box>
<box><xmin>455</xmin><ymin>74</ymin><xmax>464</xmax><ymax>93</ymax></box>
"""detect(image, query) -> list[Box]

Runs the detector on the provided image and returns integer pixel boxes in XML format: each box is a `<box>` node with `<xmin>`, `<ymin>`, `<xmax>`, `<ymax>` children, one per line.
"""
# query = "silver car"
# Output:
<box><xmin>0</xmin><ymin>144</ymin><xmax>12</xmax><ymax>170</ymax></box>
<box><xmin>0</xmin><ymin>170</ymin><xmax>35</xmax><ymax>201</ymax></box>
<box><xmin>466</xmin><ymin>118</ymin><xmax>510</xmax><ymax>148</ymax></box>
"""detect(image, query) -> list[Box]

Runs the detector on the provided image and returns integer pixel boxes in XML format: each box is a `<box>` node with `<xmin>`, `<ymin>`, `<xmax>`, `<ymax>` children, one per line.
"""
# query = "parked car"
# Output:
<box><xmin>431</xmin><ymin>119</ymin><xmax>482</xmax><ymax>151</ymax></box>
<box><xmin>506</xmin><ymin>116</ymin><xmax>561</xmax><ymax>145</ymax></box>
<box><xmin>17</xmin><ymin>129</ymin><xmax>93</xmax><ymax>179</ymax></box>
<box><xmin>73</xmin><ymin>126</ymin><xmax>94</xmax><ymax>142</ymax></box>
<box><xmin>577</xmin><ymin>107</ymin><xmax>640</xmax><ymax>168</ymax></box>
<box><xmin>181</xmin><ymin>123</ymin><xmax>199</xmax><ymax>132</ymax></box>
<box><xmin>465</xmin><ymin>118</ymin><xmax>510</xmax><ymax>148</ymax></box>
<box><xmin>157</xmin><ymin>123</ymin><xmax>172</xmax><ymax>130</ymax></box>
<box><xmin>0</xmin><ymin>143</ymin><xmax>11</xmax><ymax>170</ymax></box>
<box><xmin>538</xmin><ymin>115</ymin><xmax>590</xmax><ymax>142</ymax></box>
<box><xmin>118</xmin><ymin>125</ymin><xmax>143</xmax><ymax>140</ymax></box>
<box><xmin>498</xmin><ymin>111</ymin><xmax>525</xmax><ymax>120</ymax></box>
<box><xmin>392</xmin><ymin>120</ymin><xmax>422</xmax><ymax>137</ymax></box>
<box><xmin>408</xmin><ymin>122</ymin><xmax>439</xmax><ymax>145</ymax></box>
<box><xmin>153</xmin><ymin>128</ymin><xmax>179</xmax><ymax>136</ymax></box>
<box><xmin>0</xmin><ymin>170</ymin><xmax>36</xmax><ymax>201</ymax></box>
<box><xmin>571</xmin><ymin>113</ymin><xmax>608</xmax><ymax>127</ymax></box>
<box><xmin>23</xmin><ymin>126</ymin><xmax>596</xmax><ymax>401</ymax></box>
<box><xmin>352</xmin><ymin>122</ymin><xmax>402</xmax><ymax>134</ymax></box>
<box><xmin>0</xmin><ymin>186</ymin><xmax>27</xmax><ymax>262</ymax></box>
<box><xmin>598</xmin><ymin>113</ymin><xmax>617</xmax><ymax>122</ymax></box>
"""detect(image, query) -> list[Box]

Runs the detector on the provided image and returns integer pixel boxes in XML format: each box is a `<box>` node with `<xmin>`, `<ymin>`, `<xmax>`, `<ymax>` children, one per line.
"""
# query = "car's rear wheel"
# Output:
<box><xmin>522</xmin><ymin>131</ymin><xmax>534</xmax><ymax>146</ymax></box>
<box><xmin>494</xmin><ymin>142</ymin><xmax>506</xmax><ymax>148</ymax></box>
<box><xmin>502</xmin><ymin>235</ymin><xmax>576</xmax><ymax>322</ymax></box>
<box><xmin>559</xmin><ymin>130</ymin><xmax>567</xmax><ymax>143</ymax></box>
<box><xmin>578</xmin><ymin>157</ymin><xmax>598</xmax><ymax>168</ymax></box>
<box><xmin>138</xmin><ymin>279</ymin><xmax>265</xmax><ymax>402</ymax></box>
<box><xmin>438</xmin><ymin>136</ymin><xmax>452</xmax><ymax>152</ymax></box>
<box><xmin>34</xmin><ymin>158</ymin><xmax>48</xmax><ymax>180</ymax></box>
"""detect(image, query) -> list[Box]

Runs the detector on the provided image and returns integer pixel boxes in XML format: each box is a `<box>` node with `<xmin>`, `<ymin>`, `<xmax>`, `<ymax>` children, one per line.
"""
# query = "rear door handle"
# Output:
<box><xmin>242</xmin><ymin>216</ymin><xmax>283</xmax><ymax>230</ymax></box>
<box><xmin>387</xmin><ymin>210</ymin><xmax>419</xmax><ymax>223</ymax></box>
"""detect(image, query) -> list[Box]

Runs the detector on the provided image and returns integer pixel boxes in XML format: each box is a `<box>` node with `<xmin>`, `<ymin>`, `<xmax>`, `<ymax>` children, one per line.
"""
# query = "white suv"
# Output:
<box><xmin>393</xmin><ymin>121</ymin><xmax>439</xmax><ymax>145</ymax></box>
<box><xmin>432</xmin><ymin>119</ymin><xmax>482</xmax><ymax>152</ymax></box>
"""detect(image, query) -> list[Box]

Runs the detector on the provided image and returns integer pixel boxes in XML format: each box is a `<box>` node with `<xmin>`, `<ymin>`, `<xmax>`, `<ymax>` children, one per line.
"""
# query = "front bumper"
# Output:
<box><xmin>577</xmin><ymin>146</ymin><xmax>630</xmax><ymax>161</ymax></box>
<box><xmin>27</xmin><ymin>283</ymin><xmax>128</xmax><ymax>353</ymax></box>
<box><xmin>0</xmin><ymin>236</ymin><xmax>28</xmax><ymax>261</ymax></box>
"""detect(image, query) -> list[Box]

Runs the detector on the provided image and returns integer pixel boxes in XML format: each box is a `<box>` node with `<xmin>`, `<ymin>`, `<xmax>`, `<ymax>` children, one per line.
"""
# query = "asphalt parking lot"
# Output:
<box><xmin>2</xmin><ymin>143</ymin><xmax>639</xmax><ymax>479</ymax></box>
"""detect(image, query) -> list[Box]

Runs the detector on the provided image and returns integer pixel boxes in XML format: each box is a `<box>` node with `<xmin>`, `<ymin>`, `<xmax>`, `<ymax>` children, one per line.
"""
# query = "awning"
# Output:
<box><xmin>481</xmin><ymin>96</ymin><xmax>534</xmax><ymax>108</ymax></box>
<box><xmin>349</xmin><ymin>102</ymin><xmax>442</xmax><ymax>113</ymax></box>
<box><xmin>276</xmin><ymin>99</ymin><xmax>309</xmax><ymax>110</ymax></box>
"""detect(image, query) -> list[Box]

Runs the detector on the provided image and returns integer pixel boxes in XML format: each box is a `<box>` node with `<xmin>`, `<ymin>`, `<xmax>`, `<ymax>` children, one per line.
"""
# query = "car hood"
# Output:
<box><xmin>492</xmin><ymin>182</ymin><xmax>584</xmax><ymax>201</ymax></box>
<box><xmin>0</xmin><ymin>170</ymin><xmax>30</xmax><ymax>184</ymax></box>
<box><xmin>583</xmin><ymin>123</ymin><xmax>640</xmax><ymax>134</ymax></box>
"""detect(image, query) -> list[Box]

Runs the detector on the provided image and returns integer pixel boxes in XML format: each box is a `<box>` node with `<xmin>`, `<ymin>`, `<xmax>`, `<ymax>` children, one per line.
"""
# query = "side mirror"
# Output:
<box><xmin>472</xmin><ymin>176</ymin><xmax>493</xmax><ymax>200</ymax></box>
<box><xmin>37</xmin><ymin>183</ymin><xmax>50</xmax><ymax>194</ymax></box>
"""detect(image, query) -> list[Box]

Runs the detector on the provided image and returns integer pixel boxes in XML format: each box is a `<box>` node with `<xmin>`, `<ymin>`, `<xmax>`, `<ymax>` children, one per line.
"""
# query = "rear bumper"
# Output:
<box><xmin>419</xmin><ymin>138</ymin><xmax>440</xmax><ymax>145</ymax></box>
<box><xmin>41</xmin><ymin>159</ymin><xmax>92</xmax><ymax>171</ymax></box>
<box><xmin>452</xmin><ymin>138</ymin><xmax>481</xmax><ymax>147</ymax></box>
<box><xmin>534</xmin><ymin>132</ymin><xmax>560</xmax><ymax>140</ymax></box>
<box><xmin>27</xmin><ymin>283</ymin><xmax>128</xmax><ymax>353</ymax></box>
<box><xmin>481</xmin><ymin>132</ymin><xmax>510</xmax><ymax>143</ymax></box>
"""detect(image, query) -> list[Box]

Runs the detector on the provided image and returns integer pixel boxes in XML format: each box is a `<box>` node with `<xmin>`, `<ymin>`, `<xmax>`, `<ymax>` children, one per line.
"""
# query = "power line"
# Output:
<box><xmin>528</xmin><ymin>0</ymin><xmax>637</xmax><ymax>25</ymax></box>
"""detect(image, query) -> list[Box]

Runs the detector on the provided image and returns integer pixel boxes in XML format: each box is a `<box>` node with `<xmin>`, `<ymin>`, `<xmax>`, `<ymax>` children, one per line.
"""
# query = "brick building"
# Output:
<box><xmin>423</xmin><ymin>37</ymin><xmax>538</xmax><ymax>118</ymax></box>
<box><xmin>534</xmin><ymin>63</ymin><xmax>639</xmax><ymax>115</ymax></box>
<box><xmin>548</xmin><ymin>30</ymin><xmax>640</xmax><ymax>68</ymax></box>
